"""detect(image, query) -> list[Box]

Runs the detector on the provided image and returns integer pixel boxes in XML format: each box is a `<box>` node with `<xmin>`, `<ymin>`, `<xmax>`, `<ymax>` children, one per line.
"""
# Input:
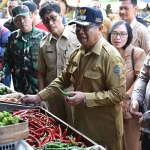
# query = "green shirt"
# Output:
<box><xmin>0</xmin><ymin>26</ymin><xmax>47</xmax><ymax>94</ymax></box>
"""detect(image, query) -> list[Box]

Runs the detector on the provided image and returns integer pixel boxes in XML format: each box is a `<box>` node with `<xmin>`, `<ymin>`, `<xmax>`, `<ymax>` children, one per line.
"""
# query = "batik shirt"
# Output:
<box><xmin>0</xmin><ymin>26</ymin><xmax>47</xmax><ymax>94</ymax></box>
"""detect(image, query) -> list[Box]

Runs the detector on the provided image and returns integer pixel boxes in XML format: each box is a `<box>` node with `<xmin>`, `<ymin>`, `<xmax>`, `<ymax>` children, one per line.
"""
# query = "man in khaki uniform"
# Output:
<box><xmin>119</xmin><ymin>0</ymin><xmax>150</xmax><ymax>54</ymax></box>
<box><xmin>88</xmin><ymin>0</ymin><xmax>112</xmax><ymax>39</ymax></box>
<box><xmin>19</xmin><ymin>7</ymin><xmax>126</xmax><ymax>150</ymax></box>
<box><xmin>37</xmin><ymin>1</ymin><xmax>79</xmax><ymax>125</ymax></box>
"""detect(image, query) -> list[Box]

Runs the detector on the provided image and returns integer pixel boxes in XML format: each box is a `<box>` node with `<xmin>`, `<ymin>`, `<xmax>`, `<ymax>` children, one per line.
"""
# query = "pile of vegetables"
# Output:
<box><xmin>35</xmin><ymin>141</ymin><xmax>86</xmax><ymax>150</ymax></box>
<box><xmin>0</xmin><ymin>86</ymin><xmax>13</xmax><ymax>95</ymax></box>
<box><xmin>12</xmin><ymin>109</ymin><xmax>85</xmax><ymax>149</ymax></box>
<box><xmin>0</xmin><ymin>85</ymin><xmax>24</xmax><ymax>102</ymax></box>
<box><xmin>0</xmin><ymin>111</ymin><xmax>21</xmax><ymax>126</ymax></box>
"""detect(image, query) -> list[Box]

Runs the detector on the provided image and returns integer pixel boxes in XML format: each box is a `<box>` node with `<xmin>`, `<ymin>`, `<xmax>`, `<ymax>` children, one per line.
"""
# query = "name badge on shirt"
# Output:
<box><xmin>46</xmin><ymin>51</ymin><xmax>53</xmax><ymax>53</ymax></box>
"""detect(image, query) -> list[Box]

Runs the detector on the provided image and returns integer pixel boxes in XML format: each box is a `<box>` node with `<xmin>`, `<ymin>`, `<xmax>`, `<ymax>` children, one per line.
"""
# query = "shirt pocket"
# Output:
<box><xmin>43</xmin><ymin>49</ymin><xmax>56</xmax><ymax>69</ymax></box>
<box><xmin>84</xmin><ymin>70</ymin><xmax>102</xmax><ymax>79</ymax></box>
<box><xmin>45</xmin><ymin>50</ymin><xmax>54</xmax><ymax>60</ymax></box>
<box><xmin>83</xmin><ymin>70</ymin><xmax>102</xmax><ymax>91</ymax></box>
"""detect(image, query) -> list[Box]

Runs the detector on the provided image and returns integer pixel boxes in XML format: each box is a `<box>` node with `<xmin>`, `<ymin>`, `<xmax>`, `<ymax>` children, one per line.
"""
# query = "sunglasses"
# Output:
<box><xmin>42</xmin><ymin>15</ymin><xmax>58</xmax><ymax>24</ymax></box>
<box><xmin>76</xmin><ymin>24</ymin><xmax>98</xmax><ymax>32</ymax></box>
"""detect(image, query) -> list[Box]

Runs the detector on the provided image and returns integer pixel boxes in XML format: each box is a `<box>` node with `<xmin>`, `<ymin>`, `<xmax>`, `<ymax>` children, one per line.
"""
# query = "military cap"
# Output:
<box><xmin>12</xmin><ymin>5</ymin><xmax>30</xmax><ymax>20</ymax></box>
<box><xmin>68</xmin><ymin>7</ymin><xmax>103</xmax><ymax>26</ymax></box>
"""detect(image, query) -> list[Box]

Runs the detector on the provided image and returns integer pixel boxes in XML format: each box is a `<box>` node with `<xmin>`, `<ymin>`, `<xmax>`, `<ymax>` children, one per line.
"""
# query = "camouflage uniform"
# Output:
<box><xmin>0</xmin><ymin>27</ymin><xmax>47</xmax><ymax>94</ymax></box>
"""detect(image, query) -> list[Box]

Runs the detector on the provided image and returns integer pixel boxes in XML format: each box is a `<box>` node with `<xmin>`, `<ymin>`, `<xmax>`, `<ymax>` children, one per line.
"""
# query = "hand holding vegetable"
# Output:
<box><xmin>66</xmin><ymin>91</ymin><xmax>86</xmax><ymax>106</ymax></box>
<box><xmin>57</xmin><ymin>86</ymin><xmax>72</xmax><ymax>97</ymax></box>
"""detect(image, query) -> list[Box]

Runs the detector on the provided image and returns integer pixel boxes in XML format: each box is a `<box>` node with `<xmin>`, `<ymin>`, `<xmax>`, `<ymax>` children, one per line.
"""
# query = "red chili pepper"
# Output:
<box><xmin>30</xmin><ymin>120</ymin><xmax>43</xmax><ymax>128</ymax></box>
<box><xmin>35</xmin><ymin>127</ymin><xmax>47</xmax><ymax>133</ymax></box>
<box><xmin>29</xmin><ymin>122</ymin><xmax>40</xmax><ymax>129</ymax></box>
<box><xmin>62</xmin><ymin>127</ymin><xmax>68</xmax><ymax>138</ymax></box>
<box><xmin>77</xmin><ymin>134</ymin><xmax>82</xmax><ymax>142</ymax></box>
<box><xmin>47</xmin><ymin>128</ymin><xmax>55</xmax><ymax>140</ymax></box>
<box><xmin>19</xmin><ymin>109</ymin><xmax>31</xmax><ymax>117</ymax></box>
<box><xmin>57</xmin><ymin>124</ymin><xmax>62</xmax><ymax>139</ymax></box>
<box><xmin>73</xmin><ymin>137</ymin><xmax>76</xmax><ymax>142</ymax></box>
<box><xmin>13</xmin><ymin>109</ymin><xmax>29</xmax><ymax>116</ymax></box>
<box><xmin>35</xmin><ymin>113</ymin><xmax>46</xmax><ymax>118</ymax></box>
<box><xmin>48</xmin><ymin>116</ymin><xmax>57</xmax><ymax>124</ymax></box>
<box><xmin>49</xmin><ymin>128</ymin><xmax>57</xmax><ymax>134</ymax></box>
<box><xmin>26</xmin><ymin>139</ymin><xmax>37</xmax><ymax>146</ymax></box>
<box><xmin>41</xmin><ymin>129</ymin><xmax>52</xmax><ymax>146</ymax></box>
<box><xmin>30</xmin><ymin>130</ymin><xmax>45</xmax><ymax>138</ymax></box>
<box><xmin>54</xmin><ymin>133</ymin><xmax>61</xmax><ymax>139</ymax></box>
<box><xmin>29</xmin><ymin>109</ymin><xmax>40</xmax><ymax>113</ymax></box>
<box><xmin>13</xmin><ymin>109</ymin><xmax>27</xmax><ymax>115</ymax></box>
<box><xmin>28</xmin><ymin>134</ymin><xmax>41</xmax><ymax>147</ymax></box>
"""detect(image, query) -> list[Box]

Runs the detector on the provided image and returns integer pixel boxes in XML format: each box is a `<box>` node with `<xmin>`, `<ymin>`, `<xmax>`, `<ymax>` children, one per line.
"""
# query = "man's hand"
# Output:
<box><xmin>39</xmin><ymin>101</ymin><xmax>48</xmax><ymax>110</ymax></box>
<box><xmin>66</xmin><ymin>91</ymin><xmax>86</xmax><ymax>106</ymax></box>
<box><xmin>18</xmin><ymin>94</ymin><xmax>42</xmax><ymax>104</ymax></box>
<box><xmin>130</xmin><ymin>99</ymin><xmax>142</xmax><ymax>120</ymax></box>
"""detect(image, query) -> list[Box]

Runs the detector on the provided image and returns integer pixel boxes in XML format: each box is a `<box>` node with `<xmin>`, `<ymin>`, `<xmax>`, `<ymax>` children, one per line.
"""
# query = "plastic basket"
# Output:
<box><xmin>0</xmin><ymin>141</ymin><xmax>15</xmax><ymax>150</ymax></box>
<box><xmin>0</xmin><ymin>140</ymin><xmax>33</xmax><ymax>150</ymax></box>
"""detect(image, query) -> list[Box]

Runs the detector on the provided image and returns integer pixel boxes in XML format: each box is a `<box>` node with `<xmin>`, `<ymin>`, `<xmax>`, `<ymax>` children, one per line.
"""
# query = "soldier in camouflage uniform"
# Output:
<box><xmin>0</xmin><ymin>5</ymin><xmax>47</xmax><ymax>94</ymax></box>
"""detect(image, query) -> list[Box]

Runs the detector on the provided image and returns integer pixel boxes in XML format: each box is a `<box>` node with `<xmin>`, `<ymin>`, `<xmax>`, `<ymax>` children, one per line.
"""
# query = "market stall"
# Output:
<box><xmin>0</xmin><ymin>84</ymin><xmax>106</xmax><ymax>150</ymax></box>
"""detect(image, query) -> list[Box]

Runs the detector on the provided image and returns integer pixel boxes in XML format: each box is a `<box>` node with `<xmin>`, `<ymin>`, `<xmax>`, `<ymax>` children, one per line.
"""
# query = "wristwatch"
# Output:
<box><xmin>124</xmin><ymin>94</ymin><xmax>131</xmax><ymax>100</ymax></box>
<box><xmin>82</xmin><ymin>99</ymin><xmax>87</xmax><ymax>107</ymax></box>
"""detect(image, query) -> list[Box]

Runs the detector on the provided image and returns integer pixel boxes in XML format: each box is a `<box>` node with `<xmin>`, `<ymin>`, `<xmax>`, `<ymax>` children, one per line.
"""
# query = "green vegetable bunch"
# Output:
<box><xmin>0</xmin><ymin>111</ymin><xmax>21</xmax><ymax>126</ymax></box>
<box><xmin>0</xmin><ymin>86</ymin><xmax>12</xmax><ymax>95</ymax></box>
<box><xmin>34</xmin><ymin>141</ymin><xmax>86</xmax><ymax>150</ymax></box>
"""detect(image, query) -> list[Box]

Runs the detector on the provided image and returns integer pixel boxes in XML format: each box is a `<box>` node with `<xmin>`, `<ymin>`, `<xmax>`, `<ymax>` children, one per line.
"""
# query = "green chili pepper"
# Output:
<box><xmin>46</xmin><ymin>143</ymin><xmax>63</xmax><ymax>148</ymax></box>
<box><xmin>57</xmin><ymin>86</ymin><xmax>72</xmax><ymax>97</ymax></box>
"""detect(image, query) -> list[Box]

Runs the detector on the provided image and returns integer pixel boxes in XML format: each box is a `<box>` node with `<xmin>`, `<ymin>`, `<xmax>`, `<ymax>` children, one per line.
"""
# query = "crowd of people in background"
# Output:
<box><xmin>1</xmin><ymin>0</ymin><xmax>150</xmax><ymax>150</ymax></box>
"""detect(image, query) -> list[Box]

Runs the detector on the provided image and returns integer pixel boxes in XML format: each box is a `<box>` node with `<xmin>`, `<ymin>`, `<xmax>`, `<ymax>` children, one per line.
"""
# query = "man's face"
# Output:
<box><xmin>119</xmin><ymin>0</ymin><xmax>137</xmax><ymax>24</ymax></box>
<box><xmin>42</xmin><ymin>11</ymin><xmax>62</xmax><ymax>34</ymax></box>
<box><xmin>13</xmin><ymin>15</ymin><xmax>33</xmax><ymax>33</ymax></box>
<box><xmin>75</xmin><ymin>24</ymin><xmax>102</xmax><ymax>50</ymax></box>
<box><xmin>89</xmin><ymin>1</ymin><xmax>101</xmax><ymax>9</ymax></box>
<box><xmin>7</xmin><ymin>1</ymin><xmax>19</xmax><ymax>17</ymax></box>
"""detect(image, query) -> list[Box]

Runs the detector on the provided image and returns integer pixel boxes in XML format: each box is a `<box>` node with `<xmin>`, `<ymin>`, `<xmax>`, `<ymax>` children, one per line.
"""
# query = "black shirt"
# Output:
<box><xmin>3</xmin><ymin>18</ymin><xmax>18</xmax><ymax>32</ymax></box>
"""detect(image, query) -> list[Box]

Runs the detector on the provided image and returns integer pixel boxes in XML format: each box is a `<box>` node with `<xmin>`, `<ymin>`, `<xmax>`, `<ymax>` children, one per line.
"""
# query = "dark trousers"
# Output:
<box><xmin>141</xmin><ymin>133</ymin><xmax>150</xmax><ymax>150</ymax></box>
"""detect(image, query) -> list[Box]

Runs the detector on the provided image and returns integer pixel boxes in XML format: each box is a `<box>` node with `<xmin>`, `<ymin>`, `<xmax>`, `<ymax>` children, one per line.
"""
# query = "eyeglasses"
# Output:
<box><xmin>76</xmin><ymin>24</ymin><xmax>98</xmax><ymax>32</ymax></box>
<box><xmin>42</xmin><ymin>15</ymin><xmax>58</xmax><ymax>24</ymax></box>
<box><xmin>119</xmin><ymin>6</ymin><xmax>130</xmax><ymax>12</ymax></box>
<box><xmin>111</xmin><ymin>31</ymin><xmax>128</xmax><ymax>38</ymax></box>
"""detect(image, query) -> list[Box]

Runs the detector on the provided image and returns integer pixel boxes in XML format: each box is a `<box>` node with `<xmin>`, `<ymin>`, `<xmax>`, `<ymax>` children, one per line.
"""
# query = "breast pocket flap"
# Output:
<box><xmin>84</xmin><ymin>70</ymin><xmax>102</xmax><ymax>79</ymax></box>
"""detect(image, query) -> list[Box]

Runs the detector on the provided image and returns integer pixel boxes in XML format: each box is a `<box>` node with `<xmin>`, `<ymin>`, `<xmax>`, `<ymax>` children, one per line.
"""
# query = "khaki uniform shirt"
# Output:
<box><xmin>39</xmin><ymin>37</ymin><xmax>126</xmax><ymax>142</ymax></box>
<box><xmin>130</xmin><ymin>18</ymin><xmax>150</xmax><ymax>54</ymax></box>
<box><xmin>102</xmin><ymin>17</ymin><xmax>112</xmax><ymax>39</ymax></box>
<box><xmin>38</xmin><ymin>25</ymin><xmax>79</xmax><ymax>84</ymax></box>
